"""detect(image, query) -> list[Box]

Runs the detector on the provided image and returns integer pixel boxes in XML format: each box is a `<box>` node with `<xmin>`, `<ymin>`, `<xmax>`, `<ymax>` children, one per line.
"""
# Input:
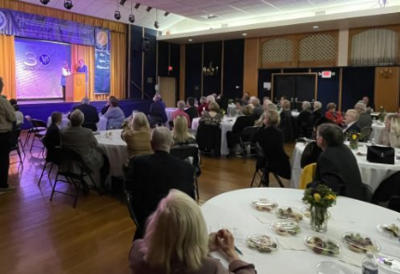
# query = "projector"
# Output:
<box><xmin>64</xmin><ymin>0</ymin><xmax>73</xmax><ymax>10</ymax></box>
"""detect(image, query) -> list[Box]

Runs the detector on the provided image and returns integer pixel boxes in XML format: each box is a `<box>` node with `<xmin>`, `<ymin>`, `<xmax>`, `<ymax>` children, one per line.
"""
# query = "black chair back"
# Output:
<box><xmin>55</xmin><ymin>146</ymin><xmax>89</xmax><ymax>175</ymax></box>
<box><xmin>32</xmin><ymin>119</ymin><xmax>47</xmax><ymax>129</ymax></box>
<box><xmin>170</xmin><ymin>144</ymin><xmax>200</xmax><ymax>175</ymax></box>
<box><xmin>360</xmin><ymin>126</ymin><xmax>373</xmax><ymax>141</ymax></box>
<box><xmin>240</xmin><ymin>126</ymin><xmax>258</xmax><ymax>143</ymax></box>
<box><xmin>196</xmin><ymin>124</ymin><xmax>221</xmax><ymax>156</ymax></box>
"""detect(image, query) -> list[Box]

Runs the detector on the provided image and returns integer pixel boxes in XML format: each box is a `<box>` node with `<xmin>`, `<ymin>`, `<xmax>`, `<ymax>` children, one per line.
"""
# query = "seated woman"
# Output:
<box><xmin>253</xmin><ymin>110</ymin><xmax>291</xmax><ymax>183</ymax></box>
<box><xmin>226</xmin><ymin>105</ymin><xmax>255</xmax><ymax>156</ymax></box>
<box><xmin>129</xmin><ymin>190</ymin><xmax>256</xmax><ymax>274</ymax></box>
<box><xmin>255</xmin><ymin>101</ymin><xmax>277</xmax><ymax>127</ymax></box>
<box><xmin>199</xmin><ymin>102</ymin><xmax>222</xmax><ymax>127</ymax></box>
<box><xmin>172</xmin><ymin>115</ymin><xmax>196</xmax><ymax>146</ymax></box>
<box><xmin>9</xmin><ymin>99</ymin><xmax>24</xmax><ymax>128</ymax></box>
<box><xmin>121</xmin><ymin>112</ymin><xmax>153</xmax><ymax>158</ymax></box>
<box><xmin>43</xmin><ymin>111</ymin><xmax>62</xmax><ymax>162</ymax></box>
<box><xmin>104</xmin><ymin>97</ymin><xmax>125</xmax><ymax>129</ymax></box>
<box><xmin>325</xmin><ymin>102</ymin><xmax>343</xmax><ymax>126</ymax></box>
<box><xmin>279</xmin><ymin>99</ymin><xmax>296</xmax><ymax>142</ymax></box>
<box><xmin>378</xmin><ymin>114</ymin><xmax>400</xmax><ymax>148</ymax></box>
<box><xmin>297</xmin><ymin>101</ymin><xmax>313</xmax><ymax>138</ymax></box>
<box><xmin>313</xmin><ymin>101</ymin><xmax>323</xmax><ymax>122</ymax></box>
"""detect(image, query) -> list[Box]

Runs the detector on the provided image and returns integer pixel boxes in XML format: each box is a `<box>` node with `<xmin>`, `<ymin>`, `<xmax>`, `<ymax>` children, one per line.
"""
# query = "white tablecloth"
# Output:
<box><xmin>202</xmin><ymin>188</ymin><xmax>400</xmax><ymax>274</ymax></box>
<box><xmin>290</xmin><ymin>142</ymin><xmax>400</xmax><ymax>191</ymax></box>
<box><xmin>191</xmin><ymin>117</ymin><xmax>237</xmax><ymax>156</ymax></box>
<box><xmin>371</xmin><ymin>122</ymin><xmax>385</xmax><ymax>142</ymax></box>
<box><xmin>47</xmin><ymin>115</ymin><xmax>108</xmax><ymax>131</ymax></box>
<box><xmin>166</xmin><ymin>108</ymin><xmax>178</xmax><ymax>122</ymax></box>
<box><xmin>95</xmin><ymin>129</ymin><xmax>128</xmax><ymax>178</ymax></box>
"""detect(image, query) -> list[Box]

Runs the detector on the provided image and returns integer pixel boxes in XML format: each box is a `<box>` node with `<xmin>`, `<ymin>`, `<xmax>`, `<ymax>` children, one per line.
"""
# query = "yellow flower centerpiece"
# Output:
<box><xmin>348</xmin><ymin>132</ymin><xmax>360</xmax><ymax>150</ymax></box>
<box><xmin>303</xmin><ymin>185</ymin><xmax>337</xmax><ymax>232</ymax></box>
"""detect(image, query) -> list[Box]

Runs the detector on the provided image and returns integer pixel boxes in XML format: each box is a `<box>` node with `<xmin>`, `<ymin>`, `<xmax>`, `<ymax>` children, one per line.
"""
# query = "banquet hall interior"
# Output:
<box><xmin>1</xmin><ymin>0</ymin><xmax>400</xmax><ymax>273</ymax></box>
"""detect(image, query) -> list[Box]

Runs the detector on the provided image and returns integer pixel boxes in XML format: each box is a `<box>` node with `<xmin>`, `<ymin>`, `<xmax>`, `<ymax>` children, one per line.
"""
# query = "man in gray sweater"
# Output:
<box><xmin>355</xmin><ymin>102</ymin><xmax>372</xmax><ymax>129</ymax></box>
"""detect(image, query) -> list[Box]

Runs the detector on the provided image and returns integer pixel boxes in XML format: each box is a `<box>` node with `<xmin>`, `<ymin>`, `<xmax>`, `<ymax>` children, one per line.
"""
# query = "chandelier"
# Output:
<box><xmin>203</xmin><ymin>62</ymin><xmax>219</xmax><ymax>77</ymax></box>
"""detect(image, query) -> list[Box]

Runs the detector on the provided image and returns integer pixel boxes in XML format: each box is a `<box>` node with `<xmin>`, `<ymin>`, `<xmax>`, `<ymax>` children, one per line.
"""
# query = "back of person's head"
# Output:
<box><xmin>143</xmin><ymin>190</ymin><xmax>208</xmax><ymax>272</ymax></box>
<box><xmin>317</xmin><ymin>123</ymin><xmax>344</xmax><ymax>147</ymax></box>
<box><xmin>386</xmin><ymin>114</ymin><xmax>400</xmax><ymax>136</ymax></box>
<box><xmin>346</xmin><ymin>109</ymin><xmax>359</xmax><ymax>122</ymax></box>
<box><xmin>314</xmin><ymin>101</ymin><xmax>322</xmax><ymax>110</ymax></box>
<box><xmin>151</xmin><ymin>126</ymin><xmax>173</xmax><ymax>152</ymax></box>
<box><xmin>0</xmin><ymin>77</ymin><xmax>4</xmax><ymax>94</ymax></box>
<box><xmin>9</xmin><ymin>98</ymin><xmax>17</xmax><ymax>106</ymax></box>
<box><xmin>235</xmin><ymin>99</ymin><xmax>243</xmax><ymax>107</ymax></box>
<box><xmin>187</xmin><ymin>97</ymin><xmax>195</xmax><ymax>107</ymax></box>
<box><xmin>242</xmin><ymin>105</ymin><xmax>253</xmax><ymax>116</ymax></box>
<box><xmin>70</xmin><ymin>109</ymin><xmax>84</xmax><ymax>127</ymax></box>
<box><xmin>208</xmin><ymin>102</ymin><xmax>220</xmax><ymax>112</ymax></box>
<box><xmin>327</xmin><ymin>102</ymin><xmax>336</xmax><ymax>111</ymax></box>
<box><xmin>110</xmin><ymin>97</ymin><xmax>119</xmax><ymax>107</ymax></box>
<box><xmin>177</xmin><ymin>100</ymin><xmax>186</xmax><ymax>110</ymax></box>
<box><xmin>265</xmin><ymin>103</ymin><xmax>277</xmax><ymax>112</ymax></box>
<box><xmin>132</xmin><ymin>112</ymin><xmax>150</xmax><ymax>131</ymax></box>
<box><xmin>249</xmin><ymin>96</ymin><xmax>259</xmax><ymax>106</ymax></box>
<box><xmin>81</xmin><ymin>97</ymin><xmax>90</xmax><ymax>105</ymax></box>
<box><xmin>51</xmin><ymin>111</ymin><xmax>63</xmax><ymax>125</ymax></box>
<box><xmin>109</xmin><ymin>95</ymin><xmax>116</xmax><ymax>102</ymax></box>
<box><xmin>302</xmin><ymin>101</ymin><xmax>311</xmax><ymax>110</ymax></box>
<box><xmin>199</xmin><ymin>96</ymin><xmax>206</xmax><ymax>104</ymax></box>
<box><xmin>173</xmin><ymin>115</ymin><xmax>190</xmax><ymax>143</ymax></box>
<box><xmin>153</xmin><ymin>94</ymin><xmax>162</xmax><ymax>101</ymax></box>
<box><xmin>206</xmin><ymin>95</ymin><xmax>215</xmax><ymax>104</ymax></box>
<box><xmin>354</xmin><ymin>102</ymin><xmax>367</xmax><ymax>113</ymax></box>
<box><xmin>281</xmin><ymin>100</ymin><xmax>291</xmax><ymax>111</ymax></box>
<box><xmin>264</xmin><ymin>110</ymin><xmax>280</xmax><ymax>127</ymax></box>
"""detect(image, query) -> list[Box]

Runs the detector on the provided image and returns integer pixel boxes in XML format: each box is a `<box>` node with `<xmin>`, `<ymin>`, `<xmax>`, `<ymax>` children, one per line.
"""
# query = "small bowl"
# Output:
<box><xmin>270</xmin><ymin>219</ymin><xmax>301</xmax><ymax>236</ymax></box>
<box><xmin>304</xmin><ymin>236</ymin><xmax>341</xmax><ymax>256</ymax></box>
<box><xmin>246</xmin><ymin>234</ymin><xmax>278</xmax><ymax>252</ymax></box>
<box><xmin>251</xmin><ymin>199</ymin><xmax>278</xmax><ymax>213</ymax></box>
<box><xmin>275</xmin><ymin>206</ymin><xmax>303</xmax><ymax>222</ymax></box>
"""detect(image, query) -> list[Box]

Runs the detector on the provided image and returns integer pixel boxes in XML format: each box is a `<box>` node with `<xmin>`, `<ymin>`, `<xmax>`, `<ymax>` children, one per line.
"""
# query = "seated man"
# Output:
<box><xmin>43</xmin><ymin>112</ymin><xmax>62</xmax><ymax>162</ymax></box>
<box><xmin>149</xmin><ymin>94</ymin><xmax>168</xmax><ymax>125</ymax></box>
<box><xmin>309</xmin><ymin>123</ymin><xmax>368</xmax><ymax>201</ymax></box>
<box><xmin>171</xmin><ymin>100</ymin><xmax>191</xmax><ymax>127</ymax></box>
<box><xmin>124</xmin><ymin>126</ymin><xmax>195</xmax><ymax>240</ymax></box>
<box><xmin>354</xmin><ymin>102</ymin><xmax>372</xmax><ymax>129</ymax></box>
<box><xmin>72</xmin><ymin>97</ymin><xmax>99</xmax><ymax>131</ymax></box>
<box><xmin>249</xmin><ymin>97</ymin><xmax>263</xmax><ymax>120</ymax></box>
<box><xmin>343</xmin><ymin>109</ymin><xmax>360</xmax><ymax>134</ymax></box>
<box><xmin>184</xmin><ymin>97</ymin><xmax>198</xmax><ymax>122</ymax></box>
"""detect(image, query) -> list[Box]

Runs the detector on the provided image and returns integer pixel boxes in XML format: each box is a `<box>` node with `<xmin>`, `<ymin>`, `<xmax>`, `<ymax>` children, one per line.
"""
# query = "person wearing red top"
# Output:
<box><xmin>171</xmin><ymin>100</ymin><xmax>191</xmax><ymax>127</ymax></box>
<box><xmin>325</xmin><ymin>102</ymin><xmax>344</xmax><ymax>126</ymax></box>
<box><xmin>197</xmin><ymin>96</ymin><xmax>208</xmax><ymax>116</ymax></box>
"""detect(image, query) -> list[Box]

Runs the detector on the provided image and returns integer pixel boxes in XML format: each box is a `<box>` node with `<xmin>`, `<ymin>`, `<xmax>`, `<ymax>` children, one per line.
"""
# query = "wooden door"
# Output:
<box><xmin>375</xmin><ymin>67</ymin><xmax>400</xmax><ymax>112</ymax></box>
<box><xmin>159</xmin><ymin>77</ymin><xmax>176</xmax><ymax>108</ymax></box>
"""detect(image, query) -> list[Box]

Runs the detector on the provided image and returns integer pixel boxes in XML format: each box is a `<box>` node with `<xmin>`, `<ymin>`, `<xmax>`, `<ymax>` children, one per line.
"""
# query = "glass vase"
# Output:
<box><xmin>310</xmin><ymin>205</ymin><xmax>328</xmax><ymax>233</ymax></box>
<box><xmin>349</xmin><ymin>138</ymin><xmax>359</xmax><ymax>150</ymax></box>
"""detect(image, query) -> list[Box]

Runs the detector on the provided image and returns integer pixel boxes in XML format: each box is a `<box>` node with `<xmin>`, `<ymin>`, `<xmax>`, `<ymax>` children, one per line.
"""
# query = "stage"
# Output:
<box><xmin>18</xmin><ymin>99</ymin><xmax>152</xmax><ymax>130</ymax></box>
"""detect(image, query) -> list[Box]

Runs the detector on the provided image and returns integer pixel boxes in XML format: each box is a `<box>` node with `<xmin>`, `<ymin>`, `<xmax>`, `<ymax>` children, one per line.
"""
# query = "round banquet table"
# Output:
<box><xmin>371</xmin><ymin>121</ymin><xmax>385</xmax><ymax>141</ymax></box>
<box><xmin>191</xmin><ymin>117</ymin><xmax>237</xmax><ymax>156</ymax></box>
<box><xmin>290</xmin><ymin>142</ymin><xmax>400</xmax><ymax>192</ymax></box>
<box><xmin>95</xmin><ymin>129</ymin><xmax>128</xmax><ymax>178</ymax></box>
<box><xmin>47</xmin><ymin>115</ymin><xmax>108</xmax><ymax>131</ymax></box>
<box><xmin>165</xmin><ymin>107</ymin><xmax>178</xmax><ymax>121</ymax></box>
<box><xmin>202</xmin><ymin>188</ymin><xmax>400</xmax><ymax>274</ymax></box>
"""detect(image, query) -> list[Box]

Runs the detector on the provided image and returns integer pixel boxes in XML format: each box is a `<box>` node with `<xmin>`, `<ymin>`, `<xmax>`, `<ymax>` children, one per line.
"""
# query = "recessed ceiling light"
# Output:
<box><xmin>313</xmin><ymin>26</ymin><xmax>319</xmax><ymax>29</ymax></box>
<box><xmin>188</xmin><ymin>39</ymin><xmax>193</xmax><ymax>42</ymax></box>
<box><xmin>242</xmin><ymin>33</ymin><xmax>247</xmax><ymax>36</ymax></box>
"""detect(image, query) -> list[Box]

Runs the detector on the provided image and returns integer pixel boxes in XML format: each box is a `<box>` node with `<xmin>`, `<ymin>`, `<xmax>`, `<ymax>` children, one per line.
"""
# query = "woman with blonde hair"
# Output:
<box><xmin>172</xmin><ymin>115</ymin><xmax>196</xmax><ymax>146</ymax></box>
<box><xmin>129</xmin><ymin>190</ymin><xmax>256</xmax><ymax>274</ymax></box>
<box><xmin>121</xmin><ymin>112</ymin><xmax>153</xmax><ymax>158</ymax></box>
<box><xmin>378</xmin><ymin>114</ymin><xmax>400</xmax><ymax>148</ymax></box>
<box><xmin>199</xmin><ymin>102</ymin><xmax>222</xmax><ymax>126</ymax></box>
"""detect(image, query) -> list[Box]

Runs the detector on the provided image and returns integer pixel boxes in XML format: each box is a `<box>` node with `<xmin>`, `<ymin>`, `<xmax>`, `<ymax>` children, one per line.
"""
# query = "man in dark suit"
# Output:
<box><xmin>310</xmin><ymin>123</ymin><xmax>368</xmax><ymax>201</ymax></box>
<box><xmin>343</xmin><ymin>109</ymin><xmax>361</xmax><ymax>134</ymax></box>
<box><xmin>43</xmin><ymin>112</ymin><xmax>62</xmax><ymax>162</ymax></box>
<box><xmin>184</xmin><ymin>97</ymin><xmax>198</xmax><ymax>122</ymax></box>
<box><xmin>125</xmin><ymin>126</ymin><xmax>195</xmax><ymax>239</ymax></box>
<box><xmin>72</xmin><ymin>97</ymin><xmax>99</xmax><ymax>131</ymax></box>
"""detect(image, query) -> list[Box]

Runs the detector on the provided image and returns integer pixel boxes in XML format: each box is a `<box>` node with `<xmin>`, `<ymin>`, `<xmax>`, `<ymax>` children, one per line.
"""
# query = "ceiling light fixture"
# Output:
<box><xmin>164</xmin><ymin>12</ymin><xmax>170</xmax><ymax>16</ymax></box>
<box><xmin>129</xmin><ymin>2</ymin><xmax>135</xmax><ymax>23</ymax></box>
<box><xmin>242</xmin><ymin>33</ymin><xmax>247</xmax><ymax>36</ymax></box>
<box><xmin>119</xmin><ymin>0</ymin><xmax>127</xmax><ymax>6</ymax></box>
<box><xmin>313</xmin><ymin>25</ymin><xmax>319</xmax><ymax>29</ymax></box>
<box><xmin>64</xmin><ymin>0</ymin><xmax>73</xmax><ymax>10</ymax></box>
<box><xmin>154</xmin><ymin>9</ymin><xmax>159</xmax><ymax>29</ymax></box>
<box><xmin>146</xmin><ymin>6</ymin><xmax>152</xmax><ymax>12</ymax></box>
<box><xmin>188</xmin><ymin>39</ymin><xmax>193</xmax><ymax>42</ymax></box>
<box><xmin>134</xmin><ymin>3</ymin><xmax>140</xmax><ymax>9</ymax></box>
<box><xmin>40</xmin><ymin>0</ymin><xmax>50</xmax><ymax>5</ymax></box>
<box><xmin>114</xmin><ymin>0</ymin><xmax>121</xmax><ymax>20</ymax></box>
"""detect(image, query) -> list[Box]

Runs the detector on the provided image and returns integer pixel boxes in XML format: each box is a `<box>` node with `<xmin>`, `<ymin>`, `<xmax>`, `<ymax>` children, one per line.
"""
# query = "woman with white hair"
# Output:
<box><xmin>313</xmin><ymin>101</ymin><xmax>323</xmax><ymax>122</ymax></box>
<box><xmin>121</xmin><ymin>112</ymin><xmax>153</xmax><ymax>158</ymax></box>
<box><xmin>378</xmin><ymin>114</ymin><xmax>400</xmax><ymax>148</ymax></box>
<box><xmin>129</xmin><ymin>190</ymin><xmax>257</xmax><ymax>274</ymax></box>
<box><xmin>354</xmin><ymin>102</ymin><xmax>372</xmax><ymax>129</ymax></box>
<box><xmin>297</xmin><ymin>101</ymin><xmax>313</xmax><ymax>138</ymax></box>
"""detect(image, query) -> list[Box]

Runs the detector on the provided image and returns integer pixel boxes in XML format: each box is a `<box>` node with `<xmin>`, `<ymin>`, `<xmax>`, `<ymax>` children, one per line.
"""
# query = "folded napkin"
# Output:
<box><xmin>277</xmin><ymin>236</ymin><xmax>307</xmax><ymax>251</ymax></box>
<box><xmin>339</xmin><ymin>249</ymin><xmax>363</xmax><ymax>268</ymax></box>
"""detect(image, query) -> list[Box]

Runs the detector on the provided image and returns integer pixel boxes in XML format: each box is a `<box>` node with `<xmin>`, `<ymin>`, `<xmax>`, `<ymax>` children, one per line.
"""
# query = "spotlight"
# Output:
<box><xmin>134</xmin><ymin>3</ymin><xmax>140</xmax><ymax>9</ymax></box>
<box><xmin>119</xmin><ymin>0</ymin><xmax>127</xmax><ymax>5</ymax></box>
<box><xmin>154</xmin><ymin>21</ymin><xmax>159</xmax><ymax>29</ymax></box>
<box><xmin>114</xmin><ymin>10</ymin><xmax>121</xmax><ymax>20</ymax></box>
<box><xmin>40</xmin><ymin>0</ymin><xmax>50</xmax><ymax>5</ymax></box>
<box><xmin>164</xmin><ymin>12</ymin><xmax>170</xmax><ymax>16</ymax></box>
<box><xmin>64</xmin><ymin>0</ymin><xmax>73</xmax><ymax>10</ymax></box>
<box><xmin>129</xmin><ymin>14</ymin><xmax>135</xmax><ymax>23</ymax></box>
<box><xmin>146</xmin><ymin>7</ymin><xmax>152</xmax><ymax>12</ymax></box>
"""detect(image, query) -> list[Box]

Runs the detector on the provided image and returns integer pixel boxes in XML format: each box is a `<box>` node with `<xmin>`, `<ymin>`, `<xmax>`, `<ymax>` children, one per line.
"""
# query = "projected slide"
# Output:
<box><xmin>15</xmin><ymin>38</ymin><xmax>71</xmax><ymax>100</ymax></box>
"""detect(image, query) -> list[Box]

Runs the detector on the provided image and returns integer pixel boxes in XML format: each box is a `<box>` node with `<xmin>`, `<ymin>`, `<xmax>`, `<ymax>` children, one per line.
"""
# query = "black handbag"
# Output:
<box><xmin>367</xmin><ymin>146</ymin><xmax>395</xmax><ymax>165</ymax></box>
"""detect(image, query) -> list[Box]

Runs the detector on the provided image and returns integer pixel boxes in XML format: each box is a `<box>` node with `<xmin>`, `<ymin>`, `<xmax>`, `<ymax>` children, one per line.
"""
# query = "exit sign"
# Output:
<box><xmin>321</xmin><ymin>71</ymin><xmax>332</xmax><ymax>78</ymax></box>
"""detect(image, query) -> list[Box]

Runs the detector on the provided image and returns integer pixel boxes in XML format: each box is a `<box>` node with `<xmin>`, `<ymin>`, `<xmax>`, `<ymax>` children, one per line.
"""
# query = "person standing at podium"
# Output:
<box><xmin>61</xmin><ymin>62</ymin><xmax>71</xmax><ymax>100</ymax></box>
<box><xmin>77</xmin><ymin>59</ymin><xmax>88</xmax><ymax>81</ymax></box>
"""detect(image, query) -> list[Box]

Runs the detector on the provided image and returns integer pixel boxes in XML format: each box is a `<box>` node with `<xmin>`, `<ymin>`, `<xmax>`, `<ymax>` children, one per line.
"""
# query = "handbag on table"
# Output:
<box><xmin>366</xmin><ymin>145</ymin><xmax>395</xmax><ymax>165</ymax></box>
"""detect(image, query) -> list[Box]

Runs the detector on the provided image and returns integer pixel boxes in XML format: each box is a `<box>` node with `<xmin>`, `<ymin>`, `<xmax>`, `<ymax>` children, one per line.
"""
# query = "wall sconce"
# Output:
<box><xmin>203</xmin><ymin>62</ymin><xmax>218</xmax><ymax>77</ymax></box>
<box><xmin>380</xmin><ymin>68</ymin><xmax>393</xmax><ymax>78</ymax></box>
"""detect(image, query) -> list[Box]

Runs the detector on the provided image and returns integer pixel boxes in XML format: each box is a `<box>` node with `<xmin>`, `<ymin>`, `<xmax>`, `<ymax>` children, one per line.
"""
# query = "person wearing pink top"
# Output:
<box><xmin>171</xmin><ymin>100</ymin><xmax>191</xmax><ymax>127</ymax></box>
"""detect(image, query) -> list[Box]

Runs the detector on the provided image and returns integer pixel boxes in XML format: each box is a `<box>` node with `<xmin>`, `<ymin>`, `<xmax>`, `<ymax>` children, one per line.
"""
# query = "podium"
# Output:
<box><xmin>65</xmin><ymin>73</ymin><xmax>86</xmax><ymax>102</ymax></box>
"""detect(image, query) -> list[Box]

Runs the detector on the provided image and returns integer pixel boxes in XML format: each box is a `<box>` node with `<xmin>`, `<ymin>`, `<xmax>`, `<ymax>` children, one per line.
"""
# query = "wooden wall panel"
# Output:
<box><xmin>243</xmin><ymin>38</ymin><xmax>259</xmax><ymax>96</ymax></box>
<box><xmin>375</xmin><ymin>67</ymin><xmax>400</xmax><ymax>112</ymax></box>
<box><xmin>179</xmin><ymin>45</ymin><xmax>185</xmax><ymax>100</ymax></box>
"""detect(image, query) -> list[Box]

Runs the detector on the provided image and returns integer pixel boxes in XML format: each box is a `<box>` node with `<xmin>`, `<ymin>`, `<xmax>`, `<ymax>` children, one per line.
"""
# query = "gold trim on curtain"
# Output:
<box><xmin>0</xmin><ymin>35</ymin><xmax>16</xmax><ymax>99</ymax></box>
<box><xmin>71</xmin><ymin>44</ymin><xmax>95</xmax><ymax>100</ymax></box>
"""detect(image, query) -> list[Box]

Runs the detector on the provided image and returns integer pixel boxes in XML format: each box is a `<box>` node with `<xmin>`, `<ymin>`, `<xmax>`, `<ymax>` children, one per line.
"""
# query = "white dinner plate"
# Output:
<box><xmin>316</xmin><ymin>261</ymin><xmax>354</xmax><ymax>274</ymax></box>
<box><xmin>376</xmin><ymin>254</ymin><xmax>400</xmax><ymax>273</ymax></box>
<box><xmin>377</xmin><ymin>224</ymin><xmax>400</xmax><ymax>239</ymax></box>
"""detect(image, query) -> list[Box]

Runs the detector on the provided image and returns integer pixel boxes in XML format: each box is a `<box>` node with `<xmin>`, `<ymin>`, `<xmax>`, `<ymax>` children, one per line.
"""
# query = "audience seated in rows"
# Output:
<box><xmin>279</xmin><ymin>99</ymin><xmax>296</xmax><ymax>142</ymax></box>
<box><xmin>43</xmin><ymin>112</ymin><xmax>62</xmax><ymax>162</ymax></box>
<box><xmin>171</xmin><ymin>100</ymin><xmax>191</xmax><ymax>127</ymax></box>
<box><xmin>129</xmin><ymin>190</ymin><xmax>256</xmax><ymax>274</ymax></box>
<box><xmin>172</xmin><ymin>115</ymin><xmax>196</xmax><ymax>146</ymax></box>
<box><xmin>309</xmin><ymin>123</ymin><xmax>368</xmax><ymax>201</ymax></box>
<box><xmin>378</xmin><ymin>114</ymin><xmax>400</xmax><ymax>148</ymax></box>
<box><xmin>343</xmin><ymin>109</ymin><xmax>360</xmax><ymax>134</ymax></box>
<box><xmin>249</xmin><ymin>96</ymin><xmax>263</xmax><ymax>120</ymax></box>
<box><xmin>313</xmin><ymin>101</ymin><xmax>323</xmax><ymax>122</ymax></box>
<box><xmin>124</xmin><ymin>127</ymin><xmax>195</xmax><ymax>240</ymax></box>
<box><xmin>103</xmin><ymin>97</ymin><xmax>125</xmax><ymax>129</ymax></box>
<box><xmin>9</xmin><ymin>99</ymin><xmax>24</xmax><ymax>128</ymax></box>
<box><xmin>121</xmin><ymin>112</ymin><xmax>153</xmax><ymax>158</ymax></box>
<box><xmin>253</xmin><ymin>110</ymin><xmax>291</xmax><ymax>183</ymax></box>
<box><xmin>199</xmin><ymin>102</ymin><xmax>222</xmax><ymax>127</ymax></box>
<box><xmin>149</xmin><ymin>94</ymin><xmax>168</xmax><ymax>125</ymax></box>
<box><xmin>101</xmin><ymin>96</ymin><xmax>116</xmax><ymax>115</ymax></box>
<box><xmin>297</xmin><ymin>101</ymin><xmax>314</xmax><ymax>138</ymax></box>
<box><xmin>325</xmin><ymin>102</ymin><xmax>343</xmax><ymax>126</ymax></box>
<box><xmin>184</xmin><ymin>97</ymin><xmax>198</xmax><ymax>122</ymax></box>
<box><xmin>227</xmin><ymin>105</ymin><xmax>255</xmax><ymax>156</ymax></box>
<box><xmin>354</xmin><ymin>102</ymin><xmax>372</xmax><ymax>129</ymax></box>
<box><xmin>72</xmin><ymin>97</ymin><xmax>99</xmax><ymax>131</ymax></box>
